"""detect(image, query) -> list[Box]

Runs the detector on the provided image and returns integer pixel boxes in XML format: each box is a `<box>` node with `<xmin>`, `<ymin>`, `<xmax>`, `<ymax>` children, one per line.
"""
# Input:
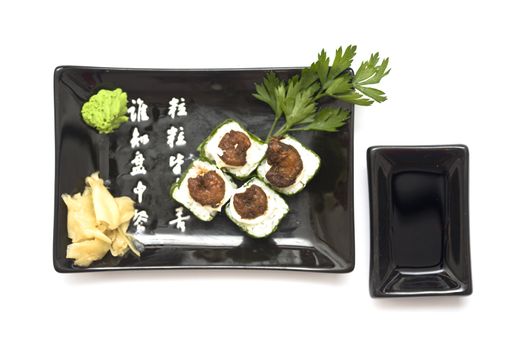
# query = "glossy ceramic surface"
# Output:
<box><xmin>367</xmin><ymin>145</ymin><xmax>472</xmax><ymax>297</ymax></box>
<box><xmin>53</xmin><ymin>66</ymin><xmax>355</xmax><ymax>273</ymax></box>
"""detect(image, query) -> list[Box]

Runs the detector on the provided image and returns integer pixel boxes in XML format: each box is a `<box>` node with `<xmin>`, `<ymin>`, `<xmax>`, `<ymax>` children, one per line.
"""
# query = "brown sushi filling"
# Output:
<box><xmin>188</xmin><ymin>170</ymin><xmax>225</xmax><ymax>207</ymax></box>
<box><xmin>265</xmin><ymin>137</ymin><xmax>303</xmax><ymax>188</ymax></box>
<box><xmin>233</xmin><ymin>185</ymin><xmax>268</xmax><ymax>219</ymax></box>
<box><xmin>218</xmin><ymin>130</ymin><xmax>251</xmax><ymax>166</ymax></box>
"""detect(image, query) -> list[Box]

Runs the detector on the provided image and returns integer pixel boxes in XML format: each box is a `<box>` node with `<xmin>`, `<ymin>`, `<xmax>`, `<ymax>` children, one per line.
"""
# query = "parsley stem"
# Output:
<box><xmin>314</xmin><ymin>91</ymin><xmax>327</xmax><ymax>101</ymax></box>
<box><xmin>274</xmin><ymin>124</ymin><xmax>289</xmax><ymax>137</ymax></box>
<box><xmin>266</xmin><ymin>113</ymin><xmax>281</xmax><ymax>142</ymax></box>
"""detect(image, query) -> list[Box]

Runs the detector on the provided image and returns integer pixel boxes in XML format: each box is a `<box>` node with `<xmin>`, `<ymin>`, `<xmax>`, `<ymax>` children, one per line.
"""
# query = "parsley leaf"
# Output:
<box><xmin>314</xmin><ymin>49</ymin><xmax>330</xmax><ymax>85</ymax></box>
<box><xmin>253</xmin><ymin>71</ymin><xmax>284</xmax><ymax>117</ymax></box>
<box><xmin>334</xmin><ymin>90</ymin><xmax>374</xmax><ymax>106</ymax></box>
<box><xmin>344</xmin><ymin>53</ymin><xmax>390</xmax><ymax>105</ymax></box>
<box><xmin>299</xmin><ymin>107</ymin><xmax>350</xmax><ymax>132</ymax></box>
<box><xmin>330</xmin><ymin>45</ymin><xmax>357</xmax><ymax>79</ymax></box>
<box><xmin>325</xmin><ymin>76</ymin><xmax>352</xmax><ymax>96</ymax></box>
<box><xmin>283</xmin><ymin>90</ymin><xmax>317</xmax><ymax>127</ymax></box>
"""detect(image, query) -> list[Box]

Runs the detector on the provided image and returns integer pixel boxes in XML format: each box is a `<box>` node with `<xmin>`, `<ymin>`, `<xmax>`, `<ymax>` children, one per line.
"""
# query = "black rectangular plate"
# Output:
<box><xmin>54</xmin><ymin>66</ymin><xmax>355</xmax><ymax>273</ymax></box>
<box><xmin>367</xmin><ymin>145</ymin><xmax>472</xmax><ymax>296</ymax></box>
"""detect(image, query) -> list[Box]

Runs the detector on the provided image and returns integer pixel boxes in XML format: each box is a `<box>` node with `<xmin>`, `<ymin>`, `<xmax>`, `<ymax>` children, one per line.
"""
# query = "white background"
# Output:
<box><xmin>1</xmin><ymin>0</ymin><xmax>524</xmax><ymax>349</ymax></box>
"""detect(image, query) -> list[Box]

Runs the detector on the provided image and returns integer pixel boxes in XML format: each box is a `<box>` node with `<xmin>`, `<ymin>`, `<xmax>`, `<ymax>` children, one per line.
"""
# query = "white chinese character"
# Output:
<box><xmin>168</xmin><ymin>97</ymin><xmax>187</xmax><ymax>118</ymax></box>
<box><xmin>128</xmin><ymin>98</ymin><xmax>149</xmax><ymax>122</ymax></box>
<box><xmin>167</xmin><ymin>126</ymin><xmax>186</xmax><ymax>148</ymax></box>
<box><xmin>177</xmin><ymin>98</ymin><xmax>187</xmax><ymax>116</ymax></box>
<box><xmin>133</xmin><ymin>180</ymin><xmax>147</xmax><ymax>204</ymax></box>
<box><xmin>169</xmin><ymin>207</ymin><xmax>190</xmax><ymax>232</ymax></box>
<box><xmin>175</xmin><ymin>127</ymin><xmax>186</xmax><ymax>146</ymax></box>
<box><xmin>130</xmin><ymin>127</ymin><xmax>150</xmax><ymax>148</ymax></box>
<box><xmin>133</xmin><ymin>209</ymin><xmax>149</xmax><ymax>234</ymax></box>
<box><xmin>168</xmin><ymin>98</ymin><xmax>179</xmax><ymax>119</ymax></box>
<box><xmin>169</xmin><ymin>153</ymin><xmax>185</xmax><ymax>175</ymax></box>
<box><xmin>130</xmin><ymin>151</ymin><xmax>147</xmax><ymax>176</ymax></box>
<box><xmin>167</xmin><ymin>126</ymin><xmax>177</xmax><ymax>148</ymax></box>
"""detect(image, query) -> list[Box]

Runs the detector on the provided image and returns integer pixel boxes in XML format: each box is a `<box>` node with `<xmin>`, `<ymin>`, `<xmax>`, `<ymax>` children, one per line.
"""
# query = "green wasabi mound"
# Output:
<box><xmin>81</xmin><ymin>88</ymin><xmax>129</xmax><ymax>134</ymax></box>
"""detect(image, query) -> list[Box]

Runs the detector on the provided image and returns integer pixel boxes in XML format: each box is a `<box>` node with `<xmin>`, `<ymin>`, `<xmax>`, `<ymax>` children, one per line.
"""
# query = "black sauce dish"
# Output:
<box><xmin>367</xmin><ymin>145</ymin><xmax>472</xmax><ymax>297</ymax></box>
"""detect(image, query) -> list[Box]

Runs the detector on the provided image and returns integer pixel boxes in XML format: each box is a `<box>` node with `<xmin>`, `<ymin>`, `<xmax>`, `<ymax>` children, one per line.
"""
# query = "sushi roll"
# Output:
<box><xmin>256</xmin><ymin>135</ymin><xmax>321</xmax><ymax>195</ymax></box>
<box><xmin>225</xmin><ymin>178</ymin><xmax>289</xmax><ymax>238</ymax></box>
<box><xmin>171</xmin><ymin>159</ymin><xmax>237</xmax><ymax>221</ymax></box>
<box><xmin>197</xmin><ymin>119</ymin><xmax>267</xmax><ymax>179</ymax></box>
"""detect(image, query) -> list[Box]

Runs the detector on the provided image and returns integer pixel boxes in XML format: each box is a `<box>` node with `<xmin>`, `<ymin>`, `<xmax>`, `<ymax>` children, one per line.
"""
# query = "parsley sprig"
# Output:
<box><xmin>253</xmin><ymin>45</ymin><xmax>390</xmax><ymax>141</ymax></box>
